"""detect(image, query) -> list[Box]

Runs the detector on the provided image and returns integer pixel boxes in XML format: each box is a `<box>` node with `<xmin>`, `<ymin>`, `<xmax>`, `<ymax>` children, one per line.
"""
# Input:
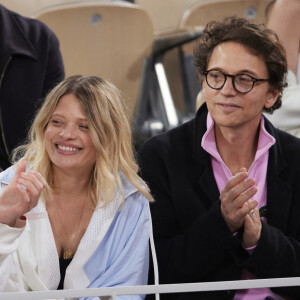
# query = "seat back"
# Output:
<box><xmin>1</xmin><ymin>0</ymin><xmax>110</xmax><ymax>17</ymax></box>
<box><xmin>0</xmin><ymin>0</ymin><xmax>37</xmax><ymax>16</ymax></box>
<box><xmin>135</xmin><ymin>0</ymin><xmax>202</xmax><ymax>31</ymax></box>
<box><xmin>180</xmin><ymin>0</ymin><xmax>273</xmax><ymax>54</ymax></box>
<box><xmin>34</xmin><ymin>2</ymin><xmax>154</xmax><ymax>120</ymax></box>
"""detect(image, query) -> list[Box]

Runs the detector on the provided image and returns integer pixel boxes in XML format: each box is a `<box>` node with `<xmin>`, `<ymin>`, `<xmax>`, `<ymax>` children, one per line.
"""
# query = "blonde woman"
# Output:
<box><xmin>0</xmin><ymin>75</ymin><xmax>153</xmax><ymax>298</ymax></box>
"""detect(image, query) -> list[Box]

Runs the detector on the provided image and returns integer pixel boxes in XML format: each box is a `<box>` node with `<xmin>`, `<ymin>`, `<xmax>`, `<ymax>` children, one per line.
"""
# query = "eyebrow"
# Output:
<box><xmin>51</xmin><ymin>112</ymin><xmax>87</xmax><ymax>122</ymax></box>
<box><xmin>210</xmin><ymin>67</ymin><xmax>261</xmax><ymax>77</ymax></box>
<box><xmin>237</xmin><ymin>69</ymin><xmax>261</xmax><ymax>76</ymax></box>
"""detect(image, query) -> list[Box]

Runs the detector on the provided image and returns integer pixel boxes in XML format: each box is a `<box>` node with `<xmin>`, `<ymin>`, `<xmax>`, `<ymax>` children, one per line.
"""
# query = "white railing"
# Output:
<box><xmin>1</xmin><ymin>277</ymin><xmax>300</xmax><ymax>300</ymax></box>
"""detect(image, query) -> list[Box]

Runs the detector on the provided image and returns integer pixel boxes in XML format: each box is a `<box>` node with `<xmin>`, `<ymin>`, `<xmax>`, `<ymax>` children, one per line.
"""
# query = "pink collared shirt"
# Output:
<box><xmin>201</xmin><ymin>113</ymin><xmax>286</xmax><ymax>300</ymax></box>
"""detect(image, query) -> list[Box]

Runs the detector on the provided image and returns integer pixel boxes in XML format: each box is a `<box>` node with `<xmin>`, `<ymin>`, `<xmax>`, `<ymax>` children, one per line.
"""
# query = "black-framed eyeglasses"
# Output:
<box><xmin>203</xmin><ymin>69</ymin><xmax>269</xmax><ymax>94</ymax></box>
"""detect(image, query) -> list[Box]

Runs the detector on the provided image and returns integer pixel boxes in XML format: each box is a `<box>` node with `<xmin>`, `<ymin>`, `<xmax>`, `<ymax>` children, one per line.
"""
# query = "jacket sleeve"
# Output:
<box><xmin>0</xmin><ymin>166</ymin><xmax>27</xmax><ymax>291</ymax></box>
<box><xmin>0</xmin><ymin>223</ymin><xmax>26</xmax><ymax>291</ymax></box>
<box><xmin>82</xmin><ymin>192</ymin><xmax>151</xmax><ymax>300</ymax></box>
<box><xmin>236</xmin><ymin>221</ymin><xmax>300</xmax><ymax>298</ymax></box>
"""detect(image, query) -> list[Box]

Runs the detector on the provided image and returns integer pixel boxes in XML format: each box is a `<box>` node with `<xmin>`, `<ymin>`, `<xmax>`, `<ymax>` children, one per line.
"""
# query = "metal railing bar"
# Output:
<box><xmin>0</xmin><ymin>277</ymin><xmax>300</xmax><ymax>300</ymax></box>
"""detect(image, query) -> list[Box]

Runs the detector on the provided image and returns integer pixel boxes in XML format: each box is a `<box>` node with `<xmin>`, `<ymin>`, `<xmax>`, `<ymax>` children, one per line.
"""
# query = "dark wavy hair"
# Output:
<box><xmin>194</xmin><ymin>16</ymin><xmax>287</xmax><ymax>113</ymax></box>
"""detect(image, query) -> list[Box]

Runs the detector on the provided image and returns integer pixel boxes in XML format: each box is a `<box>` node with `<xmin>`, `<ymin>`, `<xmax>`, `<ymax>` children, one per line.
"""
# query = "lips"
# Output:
<box><xmin>217</xmin><ymin>102</ymin><xmax>241</xmax><ymax>112</ymax></box>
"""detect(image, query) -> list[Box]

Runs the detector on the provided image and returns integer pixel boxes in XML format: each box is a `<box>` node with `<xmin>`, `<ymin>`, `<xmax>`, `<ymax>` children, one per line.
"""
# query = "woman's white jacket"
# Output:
<box><xmin>0</xmin><ymin>165</ymin><xmax>151</xmax><ymax>299</ymax></box>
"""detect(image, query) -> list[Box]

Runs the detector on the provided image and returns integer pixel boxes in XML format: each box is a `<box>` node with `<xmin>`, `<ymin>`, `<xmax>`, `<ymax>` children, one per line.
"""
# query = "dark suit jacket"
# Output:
<box><xmin>0</xmin><ymin>5</ymin><xmax>65</xmax><ymax>169</ymax></box>
<box><xmin>139</xmin><ymin>104</ymin><xmax>300</xmax><ymax>300</ymax></box>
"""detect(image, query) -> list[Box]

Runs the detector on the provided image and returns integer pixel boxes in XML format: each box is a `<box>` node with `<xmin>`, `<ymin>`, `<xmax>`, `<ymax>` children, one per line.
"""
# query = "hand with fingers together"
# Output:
<box><xmin>219</xmin><ymin>168</ymin><xmax>259</xmax><ymax>233</ymax></box>
<box><xmin>0</xmin><ymin>160</ymin><xmax>47</xmax><ymax>227</ymax></box>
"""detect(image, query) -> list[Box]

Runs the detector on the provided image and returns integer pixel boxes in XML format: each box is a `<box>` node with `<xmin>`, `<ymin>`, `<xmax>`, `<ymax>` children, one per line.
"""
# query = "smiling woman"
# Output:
<box><xmin>0</xmin><ymin>75</ymin><xmax>153</xmax><ymax>297</ymax></box>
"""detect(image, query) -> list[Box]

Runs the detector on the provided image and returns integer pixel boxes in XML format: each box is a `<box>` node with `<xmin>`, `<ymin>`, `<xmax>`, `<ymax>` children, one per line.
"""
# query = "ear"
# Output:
<box><xmin>201</xmin><ymin>78</ymin><xmax>205</xmax><ymax>89</ymax></box>
<box><xmin>201</xmin><ymin>80</ymin><xmax>209</xmax><ymax>98</ymax></box>
<box><xmin>196</xmin><ymin>91</ymin><xmax>205</xmax><ymax>110</ymax></box>
<box><xmin>264</xmin><ymin>88</ymin><xmax>280</xmax><ymax>109</ymax></box>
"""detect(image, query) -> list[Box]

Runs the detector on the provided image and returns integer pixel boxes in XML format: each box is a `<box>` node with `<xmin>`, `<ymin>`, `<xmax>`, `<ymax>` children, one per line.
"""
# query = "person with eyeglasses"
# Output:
<box><xmin>139</xmin><ymin>16</ymin><xmax>300</xmax><ymax>300</ymax></box>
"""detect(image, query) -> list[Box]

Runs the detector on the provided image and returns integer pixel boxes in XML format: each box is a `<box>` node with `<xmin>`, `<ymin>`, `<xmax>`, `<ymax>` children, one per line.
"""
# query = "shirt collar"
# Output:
<box><xmin>201</xmin><ymin>112</ymin><xmax>275</xmax><ymax>163</ymax></box>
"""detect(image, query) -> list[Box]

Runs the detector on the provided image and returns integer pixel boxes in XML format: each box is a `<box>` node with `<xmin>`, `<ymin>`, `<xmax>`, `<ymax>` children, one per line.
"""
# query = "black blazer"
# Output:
<box><xmin>0</xmin><ymin>5</ymin><xmax>65</xmax><ymax>169</ymax></box>
<box><xmin>139</xmin><ymin>104</ymin><xmax>300</xmax><ymax>300</ymax></box>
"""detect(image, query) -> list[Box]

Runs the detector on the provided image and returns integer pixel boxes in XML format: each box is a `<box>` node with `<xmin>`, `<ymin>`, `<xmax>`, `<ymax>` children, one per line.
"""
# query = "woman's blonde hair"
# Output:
<box><xmin>13</xmin><ymin>75</ymin><xmax>153</xmax><ymax>207</ymax></box>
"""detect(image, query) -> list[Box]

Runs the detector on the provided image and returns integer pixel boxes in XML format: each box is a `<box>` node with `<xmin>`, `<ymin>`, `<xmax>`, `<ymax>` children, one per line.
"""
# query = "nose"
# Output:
<box><xmin>60</xmin><ymin>123</ymin><xmax>76</xmax><ymax>139</ymax></box>
<box><xmin>220</xmin><ymin>76</ymin><xmax>237</xmax><ymax>96</ymax></box>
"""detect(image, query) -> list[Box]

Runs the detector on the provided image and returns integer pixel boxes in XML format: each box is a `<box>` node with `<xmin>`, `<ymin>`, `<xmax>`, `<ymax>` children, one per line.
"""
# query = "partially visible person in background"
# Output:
<box><xmin>265</xmin><ymin>0</ymin><xmax>300</xmax><ymax>137</ymax></box>
<box><xmin>0</xmin><ymin>4</ymin><xmax>65</xmax><ymax>170</ymax></box>
<box><xmin>0</xmin><ymin>75</ymin><xmax>153</xmax><ymax>298</ymax></box>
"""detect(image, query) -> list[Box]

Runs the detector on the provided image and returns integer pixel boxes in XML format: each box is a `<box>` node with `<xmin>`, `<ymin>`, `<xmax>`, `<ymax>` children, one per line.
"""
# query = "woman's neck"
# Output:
<box><xmin>52</xmin><ymin>167</ymin><xmax>92</xmax><ymax>202</ymax></box>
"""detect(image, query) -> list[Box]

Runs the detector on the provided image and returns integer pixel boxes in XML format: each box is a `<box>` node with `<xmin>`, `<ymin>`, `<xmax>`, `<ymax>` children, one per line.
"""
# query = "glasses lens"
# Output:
<box><xmin>206</xmin><ymin>70</ymin><xmax>225</xmax><ymax>89</ymax></box>
<box><xmin>234</xmin><ymin>74</ymin><xmax>254</xmax><ymax>93</ymax></box>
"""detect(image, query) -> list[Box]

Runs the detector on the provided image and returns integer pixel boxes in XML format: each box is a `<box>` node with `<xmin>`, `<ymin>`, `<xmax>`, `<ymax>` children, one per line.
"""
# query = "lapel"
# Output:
<box><xmin>198</xmin><ymin>163</ymin><xmax>221</xmax><ymax>204</ymax></box>
<box><xmin>264</xmin><ymin>118</ymin><xmax>292</xmax><ymax>232</ymax></box>
<box><xmin>31</xmin><ymin>200</ymin><xmax>60</xmax><ymax>290</ymax></box>
<box><xmin>192</xmin><ymin>104</ymin><xmax>220</xmax><ymax>204</ymax></box>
